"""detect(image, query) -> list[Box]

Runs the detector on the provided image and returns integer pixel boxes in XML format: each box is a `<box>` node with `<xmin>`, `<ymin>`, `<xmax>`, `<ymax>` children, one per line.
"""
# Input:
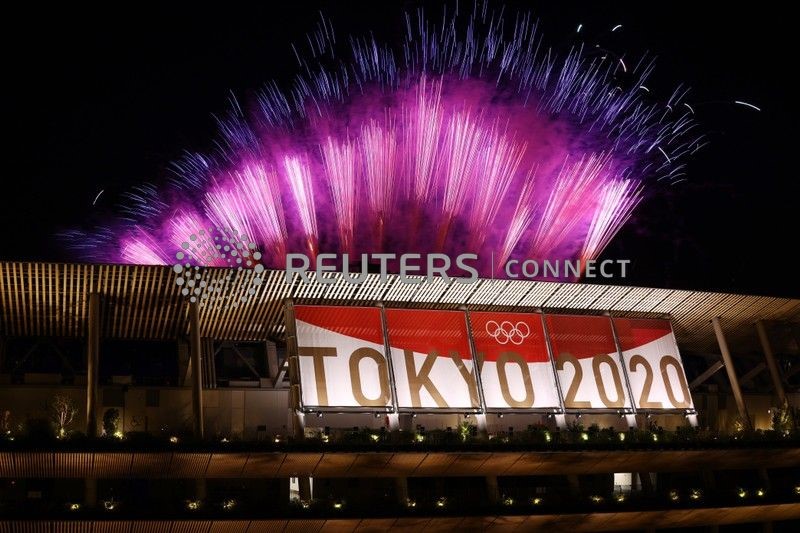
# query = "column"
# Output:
<box><xmin>395</xmin><ymin>477</ymin><xmax>410</xmax><ymax>506</ymax></box>
<box><xmin>86</xmin><ymin>292</ymin><xmax>100</xmax><ymax>437</ymax></box>
<box><xmin>189</xmin><ymin>300</ymin><xmax>204</xmax><ymax>439</ymax></box>
<box><xmin>711</xmin><ymin>317</ymin><xmax>751</xmax><ymax>429</ymax></box>
<box><xmin>486</xmin><ymin>475</ymin><xmax>500</xmax><ymax>505</ymax></box>
<box><xmin>284</xmin><ymin>298</ymin><xmax>304</xmax><ymax>440</ymax></box>
<box><xmin>756</xmin><ymin>320</ymin><xmax>786</xmax><ymax>405</ymax></box>
<box><xmin>84</xmin><ymin>477</ymin><xmax>97</xmax><ymax>509</ymax></box>
<box><xmin>299</xmin><ymin>476</ymin><xmax>312</xmax><ymax>503</ymax></box>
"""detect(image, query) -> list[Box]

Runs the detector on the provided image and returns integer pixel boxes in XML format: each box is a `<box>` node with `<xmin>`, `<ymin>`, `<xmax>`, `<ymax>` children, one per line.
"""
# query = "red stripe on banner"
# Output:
<box><xmin>545</xmin><ymin>314</ymin><xmax>617</xmax><ymax>359</ymax></box>
<box><xmin>612</xmin><ymin>318</ymin><xmax>673</xmax><ymax>351</ymax></box>
<box><xmin>470</xmin><ymin>311</ymin><xmax>550</xmax><ymax>363</ymax></box>
<box><xmin>385</xmin><ymin>309</ymin><xmax>472</xmax><ymax>360</ymax></box>
<box><xmin>295</xmin><ymin>305</ymin><xmax>384</xmax><ymax>345</ymax></box>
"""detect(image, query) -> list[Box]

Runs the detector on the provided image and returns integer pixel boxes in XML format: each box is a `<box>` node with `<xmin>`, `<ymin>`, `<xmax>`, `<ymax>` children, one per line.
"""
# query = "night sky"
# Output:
<box><xmin>2</xmin><ymin>2</ymin><xmax>796</xmax><ymax>297</ymax></box>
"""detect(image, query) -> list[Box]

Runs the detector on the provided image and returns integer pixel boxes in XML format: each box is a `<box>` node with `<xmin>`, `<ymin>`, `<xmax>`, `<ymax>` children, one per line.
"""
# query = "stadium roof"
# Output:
<box><xmin>1</xmin><ymin>262</ymin><xmax>798</xmax><ymax>355</ymax></box>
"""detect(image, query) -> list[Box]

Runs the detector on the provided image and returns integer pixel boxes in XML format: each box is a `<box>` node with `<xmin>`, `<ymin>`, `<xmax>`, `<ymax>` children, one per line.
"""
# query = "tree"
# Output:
<box><xmin>0</xmin><ymin>410</ymin><xmax>11</xmax><ymax>437</ymax></box>
<box><xmin>49</xmin><ymin>395</ymin><xmax>77</xmax><ymax>438</ymax></box>
<box><xmin>103</xmin><ymin>408</ymin><xmax>120</xmax><ymax>437</ymax></box>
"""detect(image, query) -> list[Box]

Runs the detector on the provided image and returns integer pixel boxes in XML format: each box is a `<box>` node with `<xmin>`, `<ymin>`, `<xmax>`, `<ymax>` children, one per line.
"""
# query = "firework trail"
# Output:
<box><xmin>67</xmin><ymin>1</ymin><xmax>700</xmax><ymax>280</ymax></box>
<box><xmin>361</xmin><ymin>119</ymin><xmax>398</xmax><ymax>247</ymax></box>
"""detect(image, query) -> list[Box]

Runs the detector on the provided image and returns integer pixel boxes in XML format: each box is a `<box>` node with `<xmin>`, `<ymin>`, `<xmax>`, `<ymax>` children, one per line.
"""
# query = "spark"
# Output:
<box><xmin>611</xmin><ymin>25</ymin><xmax>623</xmax><ymax>32</ymax></box>
<box><xmin>92</xmin><ymin>190</ymin><xmax>104</xmax><ymax>206</ymax></box>
<box><xmin>734</xmin><ymin>100</ymin><xmax>761</xmax><ymax>112</ymax></box>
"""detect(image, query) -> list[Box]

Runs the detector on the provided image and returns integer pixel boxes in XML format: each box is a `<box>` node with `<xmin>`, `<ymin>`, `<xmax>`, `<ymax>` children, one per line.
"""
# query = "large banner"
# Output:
<box><xmin>613</xmin><ymin>318</ymin><xmax>694</xmax><ymax>410</ymax></box>
<box><xmin>545</xmin><ymin>314</ymin><xmax>633</xmax><ymax>410</ymax></box>
<box><xmin>469</xmin><ymin>312</ymin><xmax>560</xmax><ymax>410</ymax></box>
<box><xmin>385</xmin><ymin>309</ymin><xmax>480</xmax><ymax>410</ymax></box>
<box><xmin>291</xmin><ymin>304</ymin><xmax>695</xmax><ymax>414</ymax></box>
<box><xmin>295</xmin><ymin>305</ymin><xmax>392</xmax><ymax>409</ymax></box>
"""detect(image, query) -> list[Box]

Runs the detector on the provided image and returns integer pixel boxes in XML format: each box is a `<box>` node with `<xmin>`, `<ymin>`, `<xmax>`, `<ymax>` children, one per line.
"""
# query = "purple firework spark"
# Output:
<box><xmin>67</xmin><ymin>3</ymin><xmax>701</xmax><ymax>278</ymax></box>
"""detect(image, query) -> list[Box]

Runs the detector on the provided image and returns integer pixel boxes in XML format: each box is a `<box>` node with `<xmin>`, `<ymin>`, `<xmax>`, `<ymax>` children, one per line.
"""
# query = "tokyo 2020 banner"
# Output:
<box><xmin>612</xmin><ymin>317</ymin><xmax>694</xmax><ymax>410</ymax></box>
<box><xmin>292</xmin><ymin>304</ymin><xmax>694</xmax><ymax>414</ymax></box>
<box><xmin>470</xmin><ymin>312</ymin><xmax>561</xmax><ymax>410</ymax></box>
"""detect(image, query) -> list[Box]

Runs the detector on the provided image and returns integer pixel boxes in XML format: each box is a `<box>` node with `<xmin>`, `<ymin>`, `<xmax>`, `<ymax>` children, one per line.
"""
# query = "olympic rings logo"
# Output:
<box><xmin>485</xmin><ymin>320</ymin><xmax>531</xmax><ymax>345</ymax></box>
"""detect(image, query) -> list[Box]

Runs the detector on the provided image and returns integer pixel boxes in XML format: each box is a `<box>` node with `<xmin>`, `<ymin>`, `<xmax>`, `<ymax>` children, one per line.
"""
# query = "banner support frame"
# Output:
<box><xmin>379</xmin><ymin>302</ymin><xmax>401</xmax><ymax>430</ymax></box>
<box><xmin>607</xmin><ymin>313</ymin><xmax>639</xmax><ymax>428</ymax></box>
<box><xmin>460</xmin><ymin>305</ymin><xmax>489</xmax><ymax>433</ymax></box>
<box><xmin>540</xmin><ymin>311</ymin><xmax>568</xmax><ymax>429</ymax></box>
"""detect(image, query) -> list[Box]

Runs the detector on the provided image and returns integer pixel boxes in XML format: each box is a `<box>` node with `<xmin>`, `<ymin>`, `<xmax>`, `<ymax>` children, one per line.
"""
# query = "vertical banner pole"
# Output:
<box><xmin>284</xmin><ymin>298</ymin><xmax>305</xmax><ymax>440</ymax></box>
<box><xmin>461</xmin><ymin>305</ymin><xmax>488</xmax><ymax>434</ymax></box>
<box><xmin>379</xmin><ymin>303</ymin><xmax>400</xmax><ymax>431</ymax></box>
<box><xmin>668</xmin><ymin>321</ymin><xmax>698</xmax><ymax>427</ymax></box>
<box><xmin>540</xmin><ymin>312</ymin><xmax>567</xmax><ymax>429</ymax></box>
<box><xmin>608</xmin><ymin>314</ymin><xmax>638</xmax><ymax>429</ymax></box>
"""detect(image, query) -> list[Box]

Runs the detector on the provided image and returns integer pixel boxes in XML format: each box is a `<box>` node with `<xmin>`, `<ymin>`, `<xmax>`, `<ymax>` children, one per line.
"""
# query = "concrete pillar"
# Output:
<box><xmin>299</xmin><ymin>476</ymin><xmax>312</xmax><ymax>502</ymax></box>
<box><xmin>195</xmin><ymin>478</ymin><xmax>207</xmax><ymax>500</ymax></box>
<box><xmin>84</xmin><ymin>477</ymin><xmax>97</xmax><ymax>508</ymax></box>
<box><xmin>758</xmin><ymin>468</ymin><xmax>771</xmax><ymax>491</ymax></box>
<box><xmin>284</xmin><ymin>298</ymin><xmax>304</xmax><ymax>440</ymax></box>
<box><xmin>486</xmin><ymin>475</ymin><xmax>500</xmax><ymax>505</ymax></box>
<box><xmin>189</xmin><ymin>301</ymin><xmax>204</xmax><ymax>439</ymax></box>
<box><xmin>395</xmin><ymin>477</ymin><xmax>409</xmax><ymax>506</ymax></box>
<box><xmin>86</xmin><ymin>293</ymin><xmax>100</xmax><ymax>437</ymax></box>
<box><xmin>702</xmin><ymin>469</ymin><xmax>716</xmax><ymax>491</ymax></box>
<box><xmin>711</xmin><ymin>317</ymin><xmax>751</xmax><ymax>429</ymax></box>
<box><xmin>638</xmin><ymin>472</ymin><xmax>654</xmax><ymax>494</ymax></box>
<box><xmin>566</xmin><ymin>475</ymin><xmax>581</xmax><ymax>497</ymax></box>
<box><xmin>756</xmin><ymin>321</ymin><xmax>786</xmax><ymax>405</ymax></box>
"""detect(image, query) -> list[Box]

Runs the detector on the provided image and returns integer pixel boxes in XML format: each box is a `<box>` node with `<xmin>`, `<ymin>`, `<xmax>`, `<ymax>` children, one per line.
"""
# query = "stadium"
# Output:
<box><xmin>2</xmin><ymin>1</ymin><xmax>797</xmax><ymax>531</ymax></box>
<box><xmin>0</xmin><ymin>261</ymin><xmax>799</xmax><ymax>531</ymax></box>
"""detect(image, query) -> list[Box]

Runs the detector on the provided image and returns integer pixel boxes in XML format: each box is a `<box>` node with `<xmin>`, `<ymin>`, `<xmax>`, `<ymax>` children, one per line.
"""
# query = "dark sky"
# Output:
<box><xmin>2</xmin><ymin>2</ymin><xmax>796</xmax><ymax>297</ymax></box>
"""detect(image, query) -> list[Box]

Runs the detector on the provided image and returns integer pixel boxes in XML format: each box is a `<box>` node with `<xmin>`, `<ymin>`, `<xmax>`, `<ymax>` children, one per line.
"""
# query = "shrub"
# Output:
<box><xmin>103</xmin><ymin>408</ymin><xmax>120</xmax><ymax>437</ymax></box>
<box><xmin>25</xmin><ymin>417</ymin><xmax>55</xmax><ymax>441</ymax></box>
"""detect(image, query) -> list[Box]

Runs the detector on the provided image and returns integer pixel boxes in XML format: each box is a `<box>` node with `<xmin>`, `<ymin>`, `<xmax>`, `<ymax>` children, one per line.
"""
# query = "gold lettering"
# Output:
<box><xmin>661</xmin><ymin>355</ymin><xmax>692</xmax><ymax>408</ymax></box>
<box><xmin>629</xmin><ymin>355</ymin><xmax>663</xmax><ymax>408</ymax></box>
<box><xmin>298</xmin><ymin>346</ymin><xmax>337</xmax><ymax>406</ymax></box>
<box><xmin>448</xmin><ymin>351</ymin><xmax>480</xmax><ymax>407</ymax></box>
<box><xmin>556</xmin><ymin>354</ymin><xmax>591</xmax><ymax>409</ymax></box>
<box><xmin>349</xmin><ymin>347</ymin><xmax>391</xmax><ymax>406</ymax></box>
<box><xmin>497</xmin><ymin>352</ymin><xmax>534</xmax><ymax>408</ymax></box>
<box><xmin>592</xmin><ymin>354</ymin><xmax>625</xmax><ymax>408</ymax></box>
<box><xmin>404</xmin><ymin>349</ymin><xmax>448</xmax><ymax>408</ymax></box>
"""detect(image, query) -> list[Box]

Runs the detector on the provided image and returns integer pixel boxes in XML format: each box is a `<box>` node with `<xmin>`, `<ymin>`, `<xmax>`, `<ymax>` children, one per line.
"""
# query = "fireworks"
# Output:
<box><xmin>67</xmin><ymin>2</ymin><xmax>700</xmax><ymax>280</ymax></box>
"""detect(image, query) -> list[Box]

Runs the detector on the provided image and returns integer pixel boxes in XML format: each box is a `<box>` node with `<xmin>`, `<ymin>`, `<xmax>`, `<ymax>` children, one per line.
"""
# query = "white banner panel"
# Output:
<box><xmin>295</xmin><ymin>305</ymin><xmax>392</xmax><ymax>409</ymax></box>
<box><xmin>546</xmin><ymin>314</ymin><xmax>633</xmax><ymax>410</ymax></box>
<box><xmin>613</xmin><ymin>318</ymin><xmax>695</xmax><ymax>410</ymax></box>
<box><xmin>470</xmin><ymin>311</ymin><xmax>560</xmax><ymax>410</ymax></box>
<box><xmin>385</xmin><ymin>309</ymin><xmax>480</xmax><ymax>410</ymax></box>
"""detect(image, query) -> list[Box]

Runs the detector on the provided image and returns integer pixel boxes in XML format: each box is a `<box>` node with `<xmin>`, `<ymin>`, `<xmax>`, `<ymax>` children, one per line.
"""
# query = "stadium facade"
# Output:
<box><xmin>1</xmin><ymin>261</ymin><xmax>799</xmax><ymax>531</ymax></box>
